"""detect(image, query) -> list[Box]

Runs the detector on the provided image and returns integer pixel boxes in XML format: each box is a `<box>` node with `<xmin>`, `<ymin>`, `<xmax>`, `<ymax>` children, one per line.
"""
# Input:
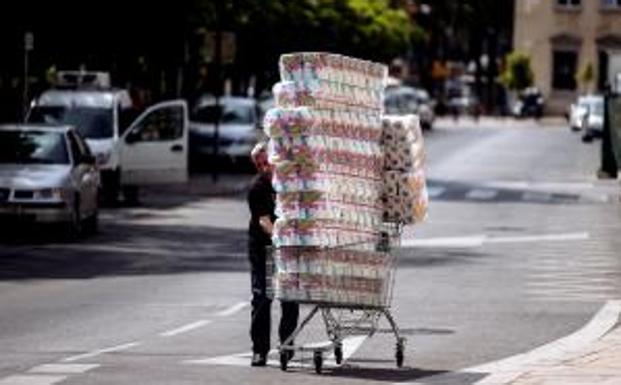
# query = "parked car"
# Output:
<box><xmin>0</xmin><ymin>124</ymin><xmax>99</xmax><ymax>237</ymax></box>
<box><xmin>580</xmin><ymin>95</ymin><xmax>605</xmax><ymax>141</ymax></box>
<box><xmin>384</xmin><ymin>86</ymin><xmax>435</xmax><ymax>130</ymax></box>
<box><xmin>27</xmin><ymin>71</ymin><xmax>189</xmax><ymax>203</ymax></box>
<box><xmin>189</xmin><ymin>96</ymin><xmax>264</xmax><ymax>166</ymax></box>
<box><xmin>568</xmin><ymin>95</ymin><xmax>591</xmax><ymax>131</ymax></box>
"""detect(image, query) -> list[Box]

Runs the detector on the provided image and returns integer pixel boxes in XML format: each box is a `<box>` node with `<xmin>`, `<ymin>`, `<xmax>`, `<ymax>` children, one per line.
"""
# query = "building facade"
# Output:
<box><xmin>514</xmin><ymin>0</ymin><xmax>621</xmax><ymax>114</ymax></box>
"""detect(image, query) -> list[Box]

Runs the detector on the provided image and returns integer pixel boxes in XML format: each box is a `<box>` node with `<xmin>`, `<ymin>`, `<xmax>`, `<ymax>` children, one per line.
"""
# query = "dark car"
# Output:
<box><xmin>513</xmin><ymin>87</ymin><xmax>544</xmax><ymax>118</ymax></box>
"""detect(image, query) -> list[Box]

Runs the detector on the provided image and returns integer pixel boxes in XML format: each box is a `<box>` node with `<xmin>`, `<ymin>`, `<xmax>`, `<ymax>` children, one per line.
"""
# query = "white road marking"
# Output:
<box><xmin>159</xmin><ymin>320</ymin><xmax>212</xmax><ymax>337</ymax></box>
<box><xmin>215</xmin><ymin>301</ymin><xmax>249</xmax><ymax>317</ymax></box>
<box><xmin>0</xmin><ymin>375</ymin><xmax>68</xmax><ymax>385</ymax></box>
<box><xmin>27</xmin><ymin>364</ymin><xmax>100</xmax><ymax>374</ymax></box>
<box><xmin>401</xmin><ymin>232</ymin><xmax>590</xmax><ymax>248</ymax></box>
<box><xmin>483</xmin><ymin>181</ymin><xmax>595</xmax><ymax>191</ymax></box>
<box><xmin>465</xmin><ymin>189</ymin><xmax>498</xmax><ymax>200</ymax></box>
<box><xmin>185</xmin><ymin>335</ymin><xmax>368</xmax><ymax>368</ymax></box>
<box><xmin>62</xmin><ymin>341</ymin><xmax>141</xmax><ymax>362</ymax></box>
<box><xmin>401</xmin><ymin>235</ymin><xmax>486</xmax><ymax>248</ymax></box>
<box><xmin>396</xmin><ymin>300</ymin><xmax>621</xmax><ymax>385</ymax></box>
<box><xmin>486</xmin><ymin>232</ymin><xmax>590</xmax><ymax>244</ymax></box>
<box><xmin>426</xmin><ymin>186</ymin><xmax>446</xmax><ymax>198</ymax></box>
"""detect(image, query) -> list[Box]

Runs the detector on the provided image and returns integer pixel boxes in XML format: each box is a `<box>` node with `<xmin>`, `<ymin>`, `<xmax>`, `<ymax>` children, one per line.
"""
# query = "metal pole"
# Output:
<box><xmin>212</xmin><ymin>2</ymin><xmax>223</xmax><ymax>183</ymax></box>
<box><xmin>600</xmin><ymin>86</ymin><xmax>619</xmax><ymax>178</ymax></box>
<box><xmin>22</xmin><ymin>33</ymin><xmax>31</xmax><ymax>122</ymax></box>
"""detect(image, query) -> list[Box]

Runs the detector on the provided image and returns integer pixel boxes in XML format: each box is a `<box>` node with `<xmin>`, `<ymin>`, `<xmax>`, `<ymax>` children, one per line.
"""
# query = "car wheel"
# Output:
<box><xmin>66</xmin><ymin>197</ymin><xmax>83</xmax><ymax>241</ymax></box>
<box><xmin>122</xmin><ymin>186</ymin><xmax>139</xmax><ymax>206</ymax></box>
<box><xmin>83</xmin><ymin>209</ymin><xmax>98</xmax><ymax>236</ymax></box>
<box><xmin>101</xmin><ymin>169</ymin><xmax>120</xmax><ymax>204</ymax></box>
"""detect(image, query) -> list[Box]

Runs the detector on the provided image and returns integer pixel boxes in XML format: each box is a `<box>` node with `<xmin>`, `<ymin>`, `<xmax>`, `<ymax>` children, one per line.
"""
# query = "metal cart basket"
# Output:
<box><xmin>268</xmin><ymin>224</ymin><xmax>404</xmax><ymax>373</ymax></box>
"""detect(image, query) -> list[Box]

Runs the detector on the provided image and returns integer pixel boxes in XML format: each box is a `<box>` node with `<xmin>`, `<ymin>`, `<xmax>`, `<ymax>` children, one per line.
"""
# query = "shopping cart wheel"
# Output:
<box><xmin>313</xmin><ymin>351</ymin><xmax>323</xmax><ymax>374</ymax></box>
<box><xmin>279</xmin><ymin>351</ymin><xmax>288</xmax><ymax>371</ymax></box>
<box><xmin>334</xmin><ymin>346</ymin><xmax>343</xmax><ymax>365</ymax></box>
<box><xmin>396</xmin><ymin>343</ymin><xmax>404</xmax><ymax>368</ymax></box>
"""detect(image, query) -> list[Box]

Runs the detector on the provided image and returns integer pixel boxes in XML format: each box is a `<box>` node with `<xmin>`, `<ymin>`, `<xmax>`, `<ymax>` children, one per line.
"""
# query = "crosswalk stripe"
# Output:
<box><xmin>465</xmin><ymin>189</ymin><xmax>498</xmax><ymax>200</ymax></box>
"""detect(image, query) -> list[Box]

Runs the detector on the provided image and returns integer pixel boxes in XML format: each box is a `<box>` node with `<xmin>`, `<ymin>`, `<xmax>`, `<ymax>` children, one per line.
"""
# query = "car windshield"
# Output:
<box><xmin>0</xmin><ymin>130</ymin><xmax>69</xmax><ymax>165</ymax></box>
<box><xmin>28</xmin><ymin>106</ymin><xmax>113</xmax><ymax>139</ymax></box>
<box><xmin>192</xmin><ymin>103</ymin><xmax>254</xmax><ymax>125</ymax></box>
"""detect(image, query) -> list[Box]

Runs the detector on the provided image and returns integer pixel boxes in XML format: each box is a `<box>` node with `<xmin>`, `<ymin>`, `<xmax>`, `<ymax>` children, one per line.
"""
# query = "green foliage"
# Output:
<box><xmin>501</xmin><ymin>51</ymin><xmax>534</xmax><ymax>91</ymax></box>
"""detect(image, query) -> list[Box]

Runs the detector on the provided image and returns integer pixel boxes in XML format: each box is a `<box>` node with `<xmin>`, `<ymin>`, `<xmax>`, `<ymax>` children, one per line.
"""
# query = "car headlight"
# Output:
<box><xmin>34</xmin><ymin>188</ymin><xmax>64</xmax><ymax>201</ymax></box>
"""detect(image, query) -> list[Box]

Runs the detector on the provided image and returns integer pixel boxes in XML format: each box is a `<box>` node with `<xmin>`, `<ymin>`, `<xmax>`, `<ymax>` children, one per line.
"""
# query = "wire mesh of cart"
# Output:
<box><xmin>267</xmin><ymin>222</ymin><xmax>404</xmax><ymax>373</ymax></box>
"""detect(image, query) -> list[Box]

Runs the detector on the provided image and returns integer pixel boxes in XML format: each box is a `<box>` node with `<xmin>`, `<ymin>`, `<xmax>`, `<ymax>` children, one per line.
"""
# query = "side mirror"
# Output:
<box><xmin>81</xmin><ymin>154</ymin><xmax>96</xmax><ymax>165</ymax></box>
<box><xmin>125</xmin><ymin>130</ymin><xmax>140</xmax><ymax>144</ymax></box>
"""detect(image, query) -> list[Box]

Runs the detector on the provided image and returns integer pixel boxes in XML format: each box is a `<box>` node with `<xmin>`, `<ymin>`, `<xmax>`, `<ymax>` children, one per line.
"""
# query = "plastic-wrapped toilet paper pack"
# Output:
<box><xmin>274</xmin><ymin>188</ymin><xmax>383</xmax><ymax>225</ymax></box>
<box><xmin>272</xmin><ymin>246</ymin><xmax>393</xmax><ymax>306</ymax></box>
<box><xmin>272</xmin><ymin>218</ymin><xmax>380</xmax><ymax>247</ymax></box>
<box><xmin>273</xmin><ymin>80</ymin><xmax>383</xmax><ymax>111</ymax></box>
<box><xmin>381</xmin><ymin>114</ymin><xmax>425</xmax><ymax>172</ymax></box>
<box><xmin>382</xmin><ymin>170</ymin><xmax>428</xmax><ymax>224</ymax></box>
<box><xmin>279</xmin><ymin>52</ymin><xmax>388</xmax><ymax>90</ymax></box>
<box><xmin>264</xmin><ymin>107</ymin><xmax>382</xmax><ymax>143</ymax></box>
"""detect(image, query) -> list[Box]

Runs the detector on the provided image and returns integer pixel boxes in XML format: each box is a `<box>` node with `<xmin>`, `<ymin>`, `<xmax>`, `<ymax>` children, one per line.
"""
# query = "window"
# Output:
<box><xmin>552</xmin><ymin>50</ymin><xmax>578</xmax><ymax>90</ymax></box>
<box><xmin>130</xmin><ymin>106</ymin><xmax>184</xmax><ymax>142</ymax></box>
<box><xmin>556</xmin><ymin>0</ymin><xmax>581</xmax><ymax>9</ymax></box>
<box><xmin>0</xmin><ymin>131</ymin><xmax>69</xmax><ymax>165</ymax></box>
<box><xmin>602</xmin><ymin>0</ymin><xmax>621</xmax><ymax>8</ymax></box>
<box><xmin>28</xmin><ymin>106</ymin><xmax>114</xmax><ymax>139</ymax></box>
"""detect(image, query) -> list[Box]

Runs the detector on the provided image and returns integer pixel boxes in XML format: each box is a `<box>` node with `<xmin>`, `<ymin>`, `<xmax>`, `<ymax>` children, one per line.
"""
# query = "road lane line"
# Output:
<box><xmin>486</xmin><ymin>232</ymin><xmax>590</xmax><ymax>244</ymax></box>
<box><xmin>185</xmin><ymin>335</ymin><xmax>368</xmax><ymax>368</ymax></box>
<box><xmin>0</xmin><ymin>375</ymin><xmax>68</xmax><ymax>385</ymax></box>
<box><xmin>466</xmin><ymin>189</ymin><xmax>499</xmax><ymax>200</ymax></box>
<box><xmin>400</xmin><ymin>232</ymin><xmax>590</xmax><ymax>249</ymax></box>
<box><xmin>62</xmin><ymin>341</ymin><xmax>141</xmax><ymax>362</ymax></box>
<box><xmin>401</xmin><ymin>235</ymin><xmax>487</xmax><ymax>248</ymax></box>
<box><xmin>28</xmin><ymin>364</ymin><xmax>100</xmax><ymax>374</ymax></box>
<box><xmin>215</xmin><ymin>301</ymin><xmax>249</xmax><ymax>317</ymax></box>
<box><xmin>426</xmin><ymin>186</ymin><xmax>446</xmax><ymax>198</ymax></box>
<box><xmin>159</xmin><ymin>320</ymin><xmax>212</xmax><ymax>337</ymax></box>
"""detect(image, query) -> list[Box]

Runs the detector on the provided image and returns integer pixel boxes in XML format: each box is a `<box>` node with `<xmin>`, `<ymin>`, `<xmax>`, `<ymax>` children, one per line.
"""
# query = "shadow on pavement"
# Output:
<box><xmin>324</xmin><ymin>366</ymin><xmax>485</xmax><ymax>384</ymax></box>
<box><xmin>0</xmin><ymin>222</ymin><xmax>249</xmax><ymax>280</ymax></box>
<box><xmin>427</xmin><ymin>179</ymin><xmax>585</xmax><ymax>205</ymax></box>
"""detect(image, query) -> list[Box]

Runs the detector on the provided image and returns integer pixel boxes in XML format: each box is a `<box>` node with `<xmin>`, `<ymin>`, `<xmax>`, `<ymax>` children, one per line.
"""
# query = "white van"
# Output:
<box><xmin>27</xmin><ymin>71</ymin><xmax>189</xmax><ymax>201</ymax></box>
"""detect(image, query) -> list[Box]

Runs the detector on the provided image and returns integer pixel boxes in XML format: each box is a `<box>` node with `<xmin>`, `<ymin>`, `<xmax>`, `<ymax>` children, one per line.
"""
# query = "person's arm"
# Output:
<box><xmin>258</xmin><ymin>215</ymin><xmax>273</xmax><ymax>236</ymax></box>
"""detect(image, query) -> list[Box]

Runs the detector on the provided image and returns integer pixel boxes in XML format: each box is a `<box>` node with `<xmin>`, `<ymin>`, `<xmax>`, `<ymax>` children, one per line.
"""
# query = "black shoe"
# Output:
<box><xmin>251</xmin><ymin>353</ymin><xmax>267</xmax><ymax>367</ymax></box>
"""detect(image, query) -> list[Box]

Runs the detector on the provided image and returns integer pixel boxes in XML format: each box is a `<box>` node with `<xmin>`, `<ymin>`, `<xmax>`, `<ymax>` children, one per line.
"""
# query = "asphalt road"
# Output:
<box><xmin>0</xmin><ymin>118</ymin><xmax>619</xmax><ymax>385</ymax></box>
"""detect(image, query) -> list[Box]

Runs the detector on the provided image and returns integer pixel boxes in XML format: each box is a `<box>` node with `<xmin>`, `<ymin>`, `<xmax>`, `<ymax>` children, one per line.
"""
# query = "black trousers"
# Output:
<box><xmin>249</xmin><ymin>240</ymin><xmax>299</xmax><ymax>355</ymax></box>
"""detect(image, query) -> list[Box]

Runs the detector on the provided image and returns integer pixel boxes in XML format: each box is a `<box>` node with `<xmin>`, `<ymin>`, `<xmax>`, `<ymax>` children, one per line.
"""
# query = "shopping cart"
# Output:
<box><xmin>268</xmin><ymin>224</ymin><xmax>404</xmax><ymax>374</ymax></box>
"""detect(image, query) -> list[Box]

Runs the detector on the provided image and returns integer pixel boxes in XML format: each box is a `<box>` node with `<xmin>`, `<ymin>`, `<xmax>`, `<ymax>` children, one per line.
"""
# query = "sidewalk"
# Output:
<box><xmin>474</xmin><ymin>303</ymin><xmax>621</xmax><ymax>385</ymax></box>
<box><xmin>507</xmin><ymin>324</ymin><xmax>621</xmax><ymax>384</ymax></box>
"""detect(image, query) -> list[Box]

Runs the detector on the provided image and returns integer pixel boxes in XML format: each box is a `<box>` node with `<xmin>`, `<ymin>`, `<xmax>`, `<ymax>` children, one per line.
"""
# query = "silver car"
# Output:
<box><xmin>189</xmin><ymin>96</ymin><xmax>264</xmax><ymax>165</ymax></box>
<box><xmin>384</xmin><ymin>86</ymin><xmax>435</xmax><ymax>130</ymax></box>
<box><xmin>0</xmin><ymin>125</ymin><xmax>100</xmax><ymax>238</ymax></box>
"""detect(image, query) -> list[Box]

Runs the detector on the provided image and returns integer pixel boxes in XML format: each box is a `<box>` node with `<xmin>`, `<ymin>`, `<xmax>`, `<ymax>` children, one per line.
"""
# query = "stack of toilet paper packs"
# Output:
<box><xmin>264</xmin><ymin>52</ymin><xmax>392</xmax><ymax>306</ymax></box>
<box><xmin>381</xmin><ymin>114</ymin><xmax>428</xmax><ymax>223</ymax></box>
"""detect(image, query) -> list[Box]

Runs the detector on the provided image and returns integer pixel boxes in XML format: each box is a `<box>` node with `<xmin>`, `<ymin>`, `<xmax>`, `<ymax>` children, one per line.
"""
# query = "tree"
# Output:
<box><xmin>501</xmin><ymin>51</ymin><xmax>534</xmax><ymax>91</ymax></box>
